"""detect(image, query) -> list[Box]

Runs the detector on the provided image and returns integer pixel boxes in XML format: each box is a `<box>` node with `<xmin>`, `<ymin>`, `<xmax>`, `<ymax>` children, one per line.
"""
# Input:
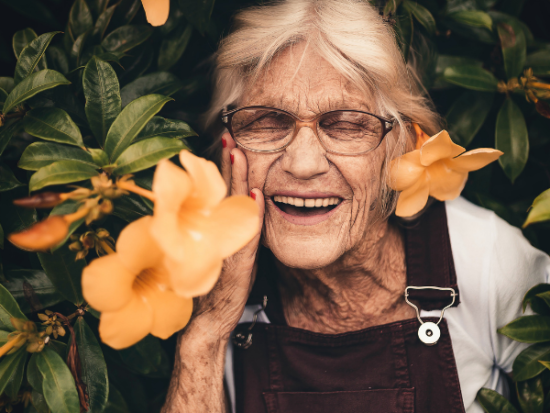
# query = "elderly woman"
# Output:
<box><xmin>162</xmin><ymin>1</ymin><xmax>550</xmax><ymax>412</ymax></box>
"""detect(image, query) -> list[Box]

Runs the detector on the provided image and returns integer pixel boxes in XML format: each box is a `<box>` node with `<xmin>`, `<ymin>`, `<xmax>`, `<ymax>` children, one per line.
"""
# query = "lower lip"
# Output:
<box><xmin>269</xmin><ymin>198</ymin><xmax>342</xmax><ymax>226</ymax></box>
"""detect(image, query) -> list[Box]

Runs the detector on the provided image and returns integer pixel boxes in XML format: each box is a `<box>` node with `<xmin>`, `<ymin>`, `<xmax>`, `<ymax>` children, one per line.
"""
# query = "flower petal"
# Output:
<box><xmin>82</xmin><ymin>254</ymin><xmax>135</xmax><ymax>313</ymax></box>
<box><xmin>389</xmin><ymin>150</ymin><xmax>425</xmax><ymax>191</ymax></box>
<box><xmin>446</xmin><ymin>148</ymin><xmax>503</xmax><ymax>173</ymax></box>
<box><xmin>8</xmin><ymin>216</ymin><xmax>68</xmax><ymax>252</ymax></box>
<box><xmin>99</xmin><ymin>295</ymin><xmax>153</xmax><ymax>349</ymax></box>
<box><xmin>146</xmin><ymin>288</ymin><xmax>193</xmax><ymax>339</ymax></box>
<box><xmin>141</xmin><ymin>0</ymin><xmax>170</xmax><ymax>26</ymax></box>
<box><xmin>419</xmin><ymin>130</ymin><xmax>465</xmax><ymax>167</ymax></box>
<box><xmin>210</xmin><ymin>196</ymin><xmax>260</xmax><ymax>258</ymax></box>
<box><xmin>427</xmin><ymin>161</ymin><xmax>468</xmax><ymax>201</ymax></box>
<box><xmin>179</xmin><ymin>150</ymin><xmax>227</xmax><ymax>210</ymax></box>
<box><xmin>117</xmin><ymin>216</ymin><xmax>163</xmax><ymax>274</ymax></box>
<box><xmin>395</xmin><ymin>172</ymin><xmax>430</xmax><ymax>217</ymax></box>
<box><xmin>153</xmin><ymin>159</ymin><xmax>192</xmax><ymax>214</ymax></box>
<box><xmin>165</xmin><ymin>252</ymin><xmax>223</xmax><ymax>298</ymax></box>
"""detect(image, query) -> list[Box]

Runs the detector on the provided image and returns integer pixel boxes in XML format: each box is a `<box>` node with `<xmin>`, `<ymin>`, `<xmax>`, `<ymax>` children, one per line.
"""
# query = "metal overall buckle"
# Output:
<box><xmin>404</xmin><ymin>286</ymin><xmax>457</xmax><ymax>346</ymax></box>
<box><xmin>232</xmin><ymin>296</ymin><xmax>268</xmax><ymax>350</ymax></box>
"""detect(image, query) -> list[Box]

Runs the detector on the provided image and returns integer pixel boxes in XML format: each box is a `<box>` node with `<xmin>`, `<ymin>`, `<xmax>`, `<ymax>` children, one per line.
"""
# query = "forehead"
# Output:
<box><xmin>240</xmin><ymin>43</ymin><xmax>372</xmax><ymax>116</ymax></box>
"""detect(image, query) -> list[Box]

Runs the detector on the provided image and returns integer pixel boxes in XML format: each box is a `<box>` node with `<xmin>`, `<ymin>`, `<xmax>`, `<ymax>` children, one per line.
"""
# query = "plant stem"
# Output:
<box><xmin>117</xmin><ymin>180</ymin><xmax>156</xmax><ymax>202</ymax></box>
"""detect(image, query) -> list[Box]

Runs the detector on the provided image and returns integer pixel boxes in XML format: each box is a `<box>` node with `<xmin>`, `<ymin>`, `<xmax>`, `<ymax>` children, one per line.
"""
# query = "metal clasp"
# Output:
<box><xmin>232</xmin><ymin>296</ymin><xmax>268</xmax><ymax>350</ymax></box>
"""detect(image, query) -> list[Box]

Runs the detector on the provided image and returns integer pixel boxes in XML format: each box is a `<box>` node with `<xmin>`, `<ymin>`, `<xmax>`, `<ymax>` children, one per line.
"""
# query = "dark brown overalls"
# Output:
<box><xmin>232</xmin><ymin>202</ymin><xmax>466</xmax><ymax>413</ymax></box>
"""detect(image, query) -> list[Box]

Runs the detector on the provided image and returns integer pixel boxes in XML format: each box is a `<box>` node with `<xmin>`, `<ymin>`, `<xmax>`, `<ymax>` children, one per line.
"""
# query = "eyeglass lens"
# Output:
<box><xmin>230</xmin><ymin>109</ymin><xmax>384</xmax><ymax>154</ymax></box>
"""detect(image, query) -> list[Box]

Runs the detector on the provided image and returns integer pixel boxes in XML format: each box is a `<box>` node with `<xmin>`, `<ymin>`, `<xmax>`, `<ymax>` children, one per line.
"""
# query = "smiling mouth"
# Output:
<box><xmin>272</xmin><ymin>195</ymin><xmax>342</xmax><ymax>217</ymax></box>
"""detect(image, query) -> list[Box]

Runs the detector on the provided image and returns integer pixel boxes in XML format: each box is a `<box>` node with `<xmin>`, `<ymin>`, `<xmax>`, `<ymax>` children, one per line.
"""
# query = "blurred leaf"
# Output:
<box><xmin>12</xmin><ymin>28</ymin><xmax>38</xmax><ymax>59</ymax></box>
<box><xmin>37</xmin><ymin>245</ymin><xmax>85</xmax><ymax>306</ymax></box>
<box><xmin>3</xmin><ymin>348</ymin><xmax>26</xmax><ymax>399</ymax></box>
<box><xmin>92</xmin><ymin>4</ymin><xmax>118</xmax><ymax>43</ymax></box>
<box><xmin>0</xmin><ymin>77</ymin><xmax>15</xmax><ymax>94</ymax></box>
<box><xmin>402</xmin><ymin>1</ymin><xmax>436</xmax><ymax>35</ymax></box>
<box><xmin>69</xmin><ymin>0</ymin><xmax>94</xmax><ymax>39</ymax></box>
<box><xmin>517</xmin><ymin>377</ymin><xmax>544</xmax><ymax>413</ymax></box>
<box><xmin>89</xmin><ymin>0</ymin><xmax>110</xmax><ymax>20</ymax></box>
<box><xmin>0</xmin><ymin>161</ymin><xmax>24</xmax><ymax>192</ymax></box>
<box><xmin>14</xmin><ymin>32</ymin><xmax>61</xmax><ymax>85</ymax></box>
<box><xmin>70</xmin><ymin>31</ymin><xmax>91</xmax><ymax>68</ymax></box>
<box><xmin>447</xmin><ymin>10</ymin><xmax>493</xmax><ymax>31</ymax></box>
<box><xmin>524</xmin><ymin>189</ymin><xmax>550</xmax><ymax>227</ymax></box>
<box><xmin>0</xmin><ymin>188</ymin><xmax>37</xmax><ymax>234</ymax></box>
<box><xmin>18</xmin><ymin>142</ymin><xmax>96</xmax><ymax>171</ymax></box>
<box><xmin>523</xmin><ymin>284</ymin><xmax>550</xmax><ymax>315</ymax></box>
<box><xmin>498</xmin><ymin>315</ymin><xmax>550</xmax><ymax>343</ymax></box>
<box><xmin>525</xmin><ymin>50</ymin><xmax>550</xmax><ymax>77</ymax></box>
<box><xmin>31</xmin><ymin>390</ymin><xmax>50</xmax><ymax>413</ymax></box>
<box><xmin>102</xmin><ymin>25</ymin><xmax>154</xmax><ymax>54</ymax></box>
<box><xmin>178</xmin><ymin>0</ymin><xmax>216</xmax><ymax>35</ymax></box>
<box><xmin>158</xmin><ymin>24</ymin><xmax>193</xmax><ymax>71</ymax></box>
<box><xmin>89</xmin><ymin>148</ymin><xmax>110</xmax><ymax>167</ymax></box>
<box><xmin>495</xmin><ymin>98</ymin><xmax>528</xmax><ymax>183</ymax></box>
<box><xmin>0</xmin><ymin>283</ymin><xmax>27</xmax><ymax>331</ymax></box>
<box><xmin>0</xmin><ymin>349</ymin><xmax>27</xmax><ymax>396</ymax></box>
<box><xmin>27</xmin><ymin>353</ymin><xmax>43</xmax><ymax>393</ymax></box>
<box><xmin>112</xmin><ymin>192</ymin><xmax>152</xmax><ymax>221</ymax></box>
<box><xmin>396</xmin><ymin>8</ymin><xmax>413</xmax><ymax>62</ymax></box>
<box><xmin>3</xmin><ymin>70</ymin><xmax>71</xmax><ymax>114</ymax></box>
<box><xmin>50</xmin><ymin>200</ymin><xmax>85</xmax><ymax>252</ymax></box>
<box><xmin>514</xmin><ymin>343</ymin><xmax>550</xmax><ymax>382</ymax></box>
<box><xmin>36</xmin><ymin>347</ymin><xmax>80</xmax><ymax>413</ymax></box>
<box><xmin>0</xmin><ymin>119</ymin><xmax>22</xmax><ymax>157</ymax></box>
<box><xmin>119</xmin><ymin>335</ymin><xmax>171</xmax><ymax>378</ymax></box>
<box><xmin>112</xmin><ymin>0</ymin><xmax>141</xmax><ymax>26</ymax></box>
<box><xmin>84</xmin><ymin>57</ymin><xmax>122</xmax><ymax>145</ymax></box>
<box><xmin>120</xmin><ymin>72</ymin><xmax>183</xmax><ymax>108</ymax></box>
<box><xmin>0</xmin><ymin>0</ymin><xmax>58</xmax><ymax>28</ymax></box>
<box><xmin>105</xmin><ymin>94</ymin><xmax>173</xmax><ymax>162</ymax></box>
<box><xmin>24</xmin><ymin>107</ymin><xmax>84</xmax><ymax>147</ymax></box>
<box><xmin>29</xmin><ymin>160</ymin><xmax>98</xmax><ymax>192</ymax></box>
<box><xmin>46</xmin><ymin>46</ymin><xmax>70</xmax><ymax>75</ymax></box>
<box><xmin>498</xmin><ymin>0</ymin><xmax>525</xmax><ymax>16</ymax></box>
<box><xmin>443</xmin><ymin>65</ymin><xmax>499</xmax><ymax>91</ymax></box>
<box><xmin>445</xmin><ymin>91</ymin><xmax>494</xmax><ymax>147</ymax></box>
<box><xmin>136</xmin><ymin>116</ymin><xmax>197</xmax><ymax>142</ymax></box>
<box><xmin>498</xmin><ymin>22</ymin><xmax>526</xmax><ymax>80</ymax></box>
<box><xmin>73</xmin><ymin>317</ymin><xmax>109</xmax><ymax>413</ymax></box>
<box><xmin>113</xmin><ymin>137</ymin><xmax>186</xmax><ymax>175</ymax></box>
<box><xmin>476</xmin><ymin>388</ymin><xmax>519</xmax><ymax>413</ymax></box>
<box><xmin>104</xmin><ymin>383</ymin><xmax>130</xmax><ymax>413</ymax></box>
<box><xmin>2</xmin><ymin>268</ymin><xmax>64</xmax><ymax>314</ymax></box>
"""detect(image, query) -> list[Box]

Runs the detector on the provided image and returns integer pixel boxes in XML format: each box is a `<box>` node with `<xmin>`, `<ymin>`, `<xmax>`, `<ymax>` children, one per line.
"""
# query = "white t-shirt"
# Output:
<box><xmin>225</xmin><ymin>197</ymin><xmax>550</xmax><ymax>413</ymax></box>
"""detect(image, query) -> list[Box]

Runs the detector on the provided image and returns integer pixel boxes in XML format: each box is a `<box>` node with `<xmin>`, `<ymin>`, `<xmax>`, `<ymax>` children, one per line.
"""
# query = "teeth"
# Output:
<box><xmin>273</xmin><ymin>196</ymin><xmax>341</xmax><ymax>207</ymax></box>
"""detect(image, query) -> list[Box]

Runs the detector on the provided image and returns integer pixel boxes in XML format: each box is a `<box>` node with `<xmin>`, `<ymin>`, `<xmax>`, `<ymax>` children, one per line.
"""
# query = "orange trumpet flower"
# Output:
<box><xmin>141</xmin><ymin>0</ymin><xmax>170</xmax><ymax>26</ymax></box>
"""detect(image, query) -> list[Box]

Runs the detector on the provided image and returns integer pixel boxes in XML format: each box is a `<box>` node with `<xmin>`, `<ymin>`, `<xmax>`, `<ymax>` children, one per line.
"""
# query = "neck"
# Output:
<box><xmin>275</xmin><ymin>219</ymin><xmax>414</xmax><ymax>334</ymax></box>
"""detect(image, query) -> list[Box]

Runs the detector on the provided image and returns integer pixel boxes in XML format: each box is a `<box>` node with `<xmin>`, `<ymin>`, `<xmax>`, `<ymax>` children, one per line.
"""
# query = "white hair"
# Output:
<box><xmin>205</xmin><ymin>0</ymin><xmax>442</xmax><ymax>217</ymax></box>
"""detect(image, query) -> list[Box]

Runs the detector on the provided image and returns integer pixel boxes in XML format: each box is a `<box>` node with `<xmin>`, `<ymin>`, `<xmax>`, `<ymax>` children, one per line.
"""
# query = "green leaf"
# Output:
<box><xmin>4</xmin><ymin>348</ymin><xmax>26</xmax><ymax>399</ymax></box>
<box><xmin>32</xmin><ymin>390</ymin><xmax>50</xmax><ymax>413</ymax></box>
<box><xmin>29</xmin><ymin>160</ymin><xmax>98</xmax><ymax>192</ymax></box>
<box><xmin>525</xmin><ymin>50</ymin><xmax>550</xmax><ymax>76</ymax></box>
<box><xmin>27</xmin><ymin>356</ymin><xmax>43</xmax><ymax>396</ymax></box>
<box><xmin>112</xmin><ymin>193</ymin><xmax>152</xmax><ymax>222</ymax></box>
<box><xmin>49</xmin><ymin>200</ymin><xmax>84</xmax><ymax>252</ymax></box>
<box><xmin>14</xmin><ymin>32</ymin><xmax>60</xmax><ymax>85</ymax></box>
<box><xmin>120</xmin><ymin>72</ymin><xmax>183</xmax><ymax>108</ymax></box>
<box><xmin>70</xmin><ymin>31</ymin><xmax>90</xmax><ymax>68</ymax></box>
<box><xmin>18</xmin><ymin>142</ymin><xmax>96</xmax><ymax>171</ymax></box>
<box><xmin>178</xmin><ymin>0</ymin><xmax>216</xmax><ymax>35</ymax></box>
<box><xmin>0</xmin><ymin>77</ymin><xmax>15</xmax><ymax>94</ymax></box>
<box><xmin>36</xmin><ymin>347</ymin><xmax>80</xmax><ymax>413</ymax></box>
<box><xmin>445</xmin><ymin>91</ymin><xmax>494</xmax><ymax>147</ymax></box>
<box><xmin>402</xmin><ymin>1</ymin><xmax>436</xmax><ymax>35</ymax></box>
<box><xmin>443</xmin><ymin>65</ymin><xmax>499</xmax><ymax>92</ymax></box>
<box><xmin>0</xmin><ymin>349</ymin><xmax>27</xmax><ymax>396</ymax></box>
<box><xmin>498</xmin><ymin>315</ymin><xmax>550</xmax><ymax>343</ymax></box>
<box><xmin>46</xmin><ymin>46</ymin><xmax>69</xmax><ymax>75</ymax></box>
<box><xmin>498</xmin><ymin>22</ymin><xmax>526</xmax><ymax>79</ymax></box>
<box><xmin>37</xmin><ymin>245</ymin><xmax>85</xmax><ymax>306</ymax></box>
<box><xmin>83</xmin><ymin>57</ymin><xmax>121</xmax><ymax>145</ymax></box>
<box><xmin>0</xmin><ymin>283</ymin><xmax>27</xmax><ymax>330</ymax></box>
<box><xmin>13</xmin><ymin>28</ymin><xmax>38</xmax><ymax>59</ymax></box>
<box><xmin>524</xmin><ymin>189</ymin><xmax>550</xmax><ymax>227</ymax></box>
<box><xmin>69</xmin><ymin>0</ymin><xmax>94</xmax><ymax>39</ymax></box>
<box><xmin>2</xmin><ymin>268</ymin><xmax>64</xmax><ymax>314</ymax></box>
<box><xmin>513</xmin><ymin>343</ymin><xmax>550</xmax><ymax>382</ymax></box>
<box><xmin>118</xmin><ymin>335</ymin><xmax>171</xmax><ymax>378</ymax></box>
<box><xmin>24</xmin><ymin>108</ymin><xmax>84</xmax><ymax>147</ymax></box>
<box><xmin>89</xmin><ymin>0</ymin><xmax>110</xmax><ymax>20</ymax></box>
<box><xmin>89</xmin><ymin>148</ymin><xmax>110</xmax><ymax>167</ymax></box>
<box><xmin>0</xmin><ymin>120</ymin><xmax>22</xmax><ymax>157</ymax></box>
<box><xmin>92</xmin><ymin>4</ymin><xmax>117</xmax><ymax>43</ymax></box>
<box><xmin>395</xmin><ymin>8</ymin><xmax>413</xmax><ymax>62</ymax></box>
<box><xmin>113</xmin><ymin>137</ymin><xmax>185</xmax><ymax>175</ymax></box>
<box><xmin>3</xmin><ymin>69</ymin><xmax>71</xmax><ymax>114</ymax></box>
<box><xmin>476</xmin><ymin>388</ymin><xmax>519</xmax><ymax>413</ymax></box>
<box><xmin>104</xmin><ymin>383</ymin><xmax>130</xmax><ymax>413</ymax></box>
<box><xmin>136</xmin><ymin>116</ymin><xmax>197</xmax><ymax>142</ymax></box>
<box><xmin>105</xmin><ymin>94</ymin><xmax>173</xmax><ymax>162</ymax></box>
<box><xmin>102</xmin><ymin>25</ymin><xmax>153</xmax><ymax>54</ymax></box>
<box><xmin>0</xmin><ymin>188</ymin><xmax>37</xmax><ymax>234</ymax></box>
<box><xmin>158</xmin><ymin>24</ymin><xmax>193</xmax><ymax>71</ymax></box>
<box><xmin>495</xmin><ymin>98</ymin><xmax>529</xmax><ymax>183</ymax></box>
<box><xmin>0</xmin><ymin>161</ymin><xmax>24</xmax><ymax>192</ymax></box>
<box><xmin>447</xmin><ymin>10</ymin><xmax>493</xmax><ymax>31</ymax></box>
<box><xmin>524</xmin><ymin>284</ymin><xmax>550</xmax><ymax>315</ymax></box>
<box><xmin>74</xmin><ymin>317</ymin><xmax>109</xmax><ymax>413</ymax></box>
<box><xmin>517</xmin><ymin>377</ymin><xmax>544</xmax><ymax>413</ymax></box>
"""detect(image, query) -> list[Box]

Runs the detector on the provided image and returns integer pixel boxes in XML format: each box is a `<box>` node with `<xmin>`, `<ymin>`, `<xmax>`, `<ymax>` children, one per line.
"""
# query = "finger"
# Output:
<box><xmin>230</xmin><ymin>147</ymin><xmax>249</xmax><ymax>196</ymax></box>
<box><xmin>220</xmin><ymin>132</ymin><xmax>237</xmax><ymax>195</ymax></box>
<box><xmin>249</xmin><ymin>188</ymin><xmax>265</xmax><ymax>235</ymax></box>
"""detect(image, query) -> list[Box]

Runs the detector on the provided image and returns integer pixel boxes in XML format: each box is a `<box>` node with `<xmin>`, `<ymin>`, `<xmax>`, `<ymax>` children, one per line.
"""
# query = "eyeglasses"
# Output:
<box><xmin>221</xmin><ymin>106</ymin><xmax>395</xmax><ymax>155</ymax></box>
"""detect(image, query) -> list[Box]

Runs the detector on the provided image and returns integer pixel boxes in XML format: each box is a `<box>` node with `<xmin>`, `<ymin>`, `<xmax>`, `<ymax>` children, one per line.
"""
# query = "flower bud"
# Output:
<box><xmin>13</xmin><ymin>192</ymin><xmax>66</xmax><ymax>209</ymax></box>
<box><xmin>8</xmin><ymin>216</ymin><xmax>69</xmax><ymax>251</ymax></box>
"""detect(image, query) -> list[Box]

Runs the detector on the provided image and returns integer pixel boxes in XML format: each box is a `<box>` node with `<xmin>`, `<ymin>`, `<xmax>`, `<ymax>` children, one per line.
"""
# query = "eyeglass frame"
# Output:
<box><xmin>220</xmin><ymin>106</ymin><xmax>396</xmax><ymax>156</ymax></box>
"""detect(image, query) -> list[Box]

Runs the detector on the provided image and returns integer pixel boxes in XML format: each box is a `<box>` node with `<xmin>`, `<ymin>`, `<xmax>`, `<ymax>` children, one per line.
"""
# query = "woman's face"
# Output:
<box><xmin>239</xmin><ymin>44</ymin><xmax>389</xmax><ymax>269</ymax></box>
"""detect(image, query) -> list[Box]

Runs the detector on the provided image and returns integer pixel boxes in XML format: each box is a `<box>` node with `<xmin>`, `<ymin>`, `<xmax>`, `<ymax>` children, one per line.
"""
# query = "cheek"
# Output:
<box><xmin>244</xmin><ymin>153</ymin><xmax>277</xmax><ymax>189</ymax></box>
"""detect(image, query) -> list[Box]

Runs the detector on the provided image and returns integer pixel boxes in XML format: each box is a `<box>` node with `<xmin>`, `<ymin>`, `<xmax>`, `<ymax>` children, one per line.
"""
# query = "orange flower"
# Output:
<box><xmin>389</xmin><ymin>129</ymin><xmax>503</xmax><ymax>217</ymax></box>
<box><xmin>82</xmin><ymin>216</ymin><xmax>192</xmax><ymax>349</ymax></box>
<box><xmin>141</xmin><ymin>0</ymin><xmax>169</xmax><ymax>26</ymax></box>
<box><xmin>150</xmin><ymin>151</ymin><xmax>260</xmax><ymax>298</ymax></box>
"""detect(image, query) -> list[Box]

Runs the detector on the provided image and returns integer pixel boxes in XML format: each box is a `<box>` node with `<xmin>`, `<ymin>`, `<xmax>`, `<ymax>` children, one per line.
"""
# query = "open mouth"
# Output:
<box><xmin>272</xmin><ymin>195</ymin><xmax>342</xmax><ymax>217</ymax></box>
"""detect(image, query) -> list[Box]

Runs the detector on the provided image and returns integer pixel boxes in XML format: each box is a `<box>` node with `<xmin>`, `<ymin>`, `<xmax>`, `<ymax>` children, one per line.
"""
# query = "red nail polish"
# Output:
<box><xmin>230</xmin><ymin>153</ymin><xmax>234</xmax><ymax>164</ymax></box>
<box><xmin>250</xmin><ymin>191</ymin><xmax>256</xmax><ymax>200</ymax></box>
<box><xmin>222</xmin><ymin>137</ymin><xmax>227</xmax><ymax>148</ymax></box>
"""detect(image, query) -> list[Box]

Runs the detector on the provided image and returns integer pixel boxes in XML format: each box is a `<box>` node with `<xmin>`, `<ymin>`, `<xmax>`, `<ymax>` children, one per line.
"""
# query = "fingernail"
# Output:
<box><xmin>230</xmin><ymin>153</ymin><xmax>234</xmax><ymax>164</ymax></box>
<box><xmin>222</xmin><ymin>137</ymin><xmax>226</xmax><ymax>148</ymax></box>
<box><xmin>250</xmin><ymin>190</ymin><xmax>256</xmax><ymax>200</ymax></box>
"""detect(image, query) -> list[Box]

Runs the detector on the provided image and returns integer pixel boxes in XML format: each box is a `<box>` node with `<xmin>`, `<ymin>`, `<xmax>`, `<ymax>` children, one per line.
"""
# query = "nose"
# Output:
<box><xmin>280</xmin><ymin>125</ymin><xmax>330</xmax><ymax>180</ymax></box>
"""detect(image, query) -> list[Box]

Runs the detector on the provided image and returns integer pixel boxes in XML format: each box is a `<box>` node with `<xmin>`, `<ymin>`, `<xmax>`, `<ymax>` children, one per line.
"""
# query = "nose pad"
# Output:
<box><xmin>281</xmin><ymin>125</ymin><xmax>330</xmax><ymax>180</ymax></box>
